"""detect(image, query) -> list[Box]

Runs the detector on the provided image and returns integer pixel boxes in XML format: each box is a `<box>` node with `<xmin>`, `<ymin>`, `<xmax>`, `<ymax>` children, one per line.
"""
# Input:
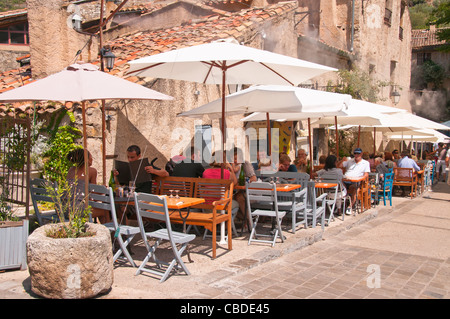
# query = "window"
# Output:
<box><xmin>417</xmin><ymin>52</ymin><xmax>431</xmax><ymax>65</ymax></box>
<box><xmin>0</xmin><ymin>23</ymin><xmax>29</xmax><ymax>45</ymax></box>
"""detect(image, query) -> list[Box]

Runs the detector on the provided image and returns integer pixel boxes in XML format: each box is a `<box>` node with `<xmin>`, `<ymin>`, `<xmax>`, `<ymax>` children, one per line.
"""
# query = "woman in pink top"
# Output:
<box><xmin>202</xmin><ymin>151</ymin><xmax>237</xmax><ymax>205</ymax></box>
<box><xmin>202</xmin><ymin>151</ymin><xmax>237</xmax><ymax>185</ymax></box>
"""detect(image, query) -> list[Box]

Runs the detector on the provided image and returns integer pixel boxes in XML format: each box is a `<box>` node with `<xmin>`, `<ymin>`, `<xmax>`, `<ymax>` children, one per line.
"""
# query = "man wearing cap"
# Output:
<box><xmin>342</xmin><ymin>148</ymin><xmax>371</xmax><ymax>213</ymax></box>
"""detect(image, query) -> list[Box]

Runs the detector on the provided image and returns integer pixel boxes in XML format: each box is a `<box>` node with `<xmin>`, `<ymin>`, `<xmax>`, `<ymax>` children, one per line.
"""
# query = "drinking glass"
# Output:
<box><xmin>175</xmin><ymin>190</ymin><xmax>180</xmax><ymax>199</ymax></box>
<box><xmin>169</xmin><ymin>190</ymin><xmax>174</xmax><ymax>198</ymax></box>
<box><xmin>129</xmin><ymin>181</ymin><xmax>136</xmax><ymax>196</ymax></box>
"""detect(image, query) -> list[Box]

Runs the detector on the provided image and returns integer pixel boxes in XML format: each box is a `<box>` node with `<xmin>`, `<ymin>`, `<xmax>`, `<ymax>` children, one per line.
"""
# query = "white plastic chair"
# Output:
<box><xmin>134</xmin><ymin>192</ymin><xmax>196</xmax><ymax>282</ymax></box>
<box><xmin>246</xmin><ymin>182</ymin><xmax>286</xmax><ymax>247</ymax></box>
<box><xmin>88</xmin><ymin>184</ymin><xmax>140</xmax><ymax>267</ymax></box>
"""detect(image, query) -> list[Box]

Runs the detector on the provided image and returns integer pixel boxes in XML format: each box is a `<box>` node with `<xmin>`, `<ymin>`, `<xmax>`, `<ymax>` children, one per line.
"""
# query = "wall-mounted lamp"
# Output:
<box><xmin>391</xmin><ymin>86</ymin><xmax>401</xmax><ymax>105</ymax></box>
<box><xmin>100</xmin><ymin>47</ymin><xmax>116</xmax><ymax>72</ymax></box>
<box><xmin>72</xmin><ymin>13</ymin><xmax>82</xmax><ymax>31</ymax></box>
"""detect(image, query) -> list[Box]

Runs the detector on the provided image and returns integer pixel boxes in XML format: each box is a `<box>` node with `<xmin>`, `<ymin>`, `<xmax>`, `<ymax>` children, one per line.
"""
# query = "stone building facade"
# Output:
<box><xmin>4</xmin><ymin>0</ymin><xmax>413</xmax><ymax>179</ymax></box>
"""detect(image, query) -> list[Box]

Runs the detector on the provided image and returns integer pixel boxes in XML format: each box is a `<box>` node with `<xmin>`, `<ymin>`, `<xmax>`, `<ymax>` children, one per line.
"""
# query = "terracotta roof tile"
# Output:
<box><xmin>0</xmin><ymin>1</ymin><xmax>297</xmax><ymax>117</ymax></box>
<box><xmin>411</xmin><ymin>27</ymin><xmax>448</xmax><ymax>49</ymax></box>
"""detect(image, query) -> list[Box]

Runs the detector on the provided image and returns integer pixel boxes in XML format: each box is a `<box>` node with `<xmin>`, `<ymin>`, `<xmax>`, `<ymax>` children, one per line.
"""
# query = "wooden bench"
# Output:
<box><xmin>393</xmin><ymin>167</ymin><xmax>418</xmax><ymax>199</ymax></box>
<box><xmin>154</xmin><ymin>176</ymin><xmax>234</xmax><ymax>259</ymax></box>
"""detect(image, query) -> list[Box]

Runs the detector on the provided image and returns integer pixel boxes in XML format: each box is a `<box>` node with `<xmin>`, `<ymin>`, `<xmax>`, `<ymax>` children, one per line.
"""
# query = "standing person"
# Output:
<box><xmin>435</xmin><ymin>143</ymin><xmax>448</xmax><ymax>182</ymax></box>
<box><xmin>172</xmin><ymin>146</ymin><xmax>205</xmax><ymax>178</ymax></box>
<box><xmin>342</xmin><ymin>148</ymin><xmax>370</xmax><ymax>212</ymax></box>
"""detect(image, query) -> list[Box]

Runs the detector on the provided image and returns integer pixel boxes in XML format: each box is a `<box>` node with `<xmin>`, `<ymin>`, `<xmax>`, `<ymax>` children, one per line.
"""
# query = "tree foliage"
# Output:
<box><xmin>430</xmin><ymin>0</ymin><xmax>450</xmax><ymax>52</ymax></box>
<box><xmin>329</xmin><ymin>68</ymin><xmax>390</xmax><ymax>103</ymax></box>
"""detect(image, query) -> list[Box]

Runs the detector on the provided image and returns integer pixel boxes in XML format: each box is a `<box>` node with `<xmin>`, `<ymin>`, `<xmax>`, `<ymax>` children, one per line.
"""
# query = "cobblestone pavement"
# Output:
<box><xmin>1</xmin><ymin>182</ymin><xmax>449</xmax><ymax>300</ymax></box>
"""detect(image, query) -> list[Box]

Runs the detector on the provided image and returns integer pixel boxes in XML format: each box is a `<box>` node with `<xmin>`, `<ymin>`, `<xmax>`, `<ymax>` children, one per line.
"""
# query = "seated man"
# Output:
<box><xmin>114</xmin><ymin>145</ymin><xmax>169</xmax><ymax>194</ymax></box>
<box><xmin>397</xmin><ymin>150</ymin><xmax>420</xmax><ymax>172</ymax></box>
<box><xmin>342</xmin><ymin>148</ymin><xmax>370</xmax><ymax>213</ymax></box>
<box><xmin>397</xmin><ymin>150</ymin><xmax>420</xmax><ymax>196</ymax></box>
<box><xmin>172</xmin><ymin>146</ymin><xmax>205</xmax><ymax>178</ymax></box>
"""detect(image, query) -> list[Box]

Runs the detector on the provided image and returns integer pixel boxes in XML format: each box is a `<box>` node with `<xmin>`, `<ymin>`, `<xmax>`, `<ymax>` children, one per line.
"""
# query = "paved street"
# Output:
<box><xmin>1</xmin><ymin>182</ymin><xmax>449</xmax><ymax>300</ymax></box>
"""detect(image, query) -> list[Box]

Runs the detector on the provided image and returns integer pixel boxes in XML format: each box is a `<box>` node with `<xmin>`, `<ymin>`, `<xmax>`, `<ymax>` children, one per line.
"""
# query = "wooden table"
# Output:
<box><xmin>343</xmin><ymin>175</ymin><xmax>370</xmax><ymax>212</ymax></box>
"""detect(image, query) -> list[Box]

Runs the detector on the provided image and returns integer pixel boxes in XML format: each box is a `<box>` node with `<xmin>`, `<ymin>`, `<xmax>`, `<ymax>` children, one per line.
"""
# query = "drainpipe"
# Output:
<box><xmin>350</xmin><ymin>0</ymin><xmax>355</xmax><ymax>52</ymax></box>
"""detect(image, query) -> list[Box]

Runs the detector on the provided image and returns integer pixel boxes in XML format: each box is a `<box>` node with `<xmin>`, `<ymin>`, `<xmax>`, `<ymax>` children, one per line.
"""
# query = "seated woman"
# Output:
<box><xmin>316</xmin><ymin>155</ymin><xmax>347</xmax><ymax>214</ymax></box>
<box><xmin>66</xmin><ymin>148</ymin><xmax>97</xmax><ymax>184</ymax></box>
<box><xmin>202</xmin><ymin>151</ymin><xmax>239</xmax><ymax>216</ymax></box>
<box><xmin>278</xmin><ymin>153</ymin><xmax>297</xmax><ymax>172</ymax></box>
<box><xmin>66</xmin><ymin>148</ymin><xmax>105</xmax><ymax>222</ymax></box>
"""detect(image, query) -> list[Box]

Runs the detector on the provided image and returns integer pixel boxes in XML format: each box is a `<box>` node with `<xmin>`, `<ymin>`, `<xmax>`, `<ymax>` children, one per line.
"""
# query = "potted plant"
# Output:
<box><xmin>0</xmin><ymin>180</ymin><xmax>29</xmax><ymax>271</ymax></box>
<box><xmin>26</xmin><ymin>177</ymin><xmax>114</xmax><ymax>299</ymax></box>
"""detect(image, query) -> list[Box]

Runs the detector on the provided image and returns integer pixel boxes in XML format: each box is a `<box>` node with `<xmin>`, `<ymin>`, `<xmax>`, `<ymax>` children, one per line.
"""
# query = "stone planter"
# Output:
<box><xmin>27</xmin><ymin>222</ymin><xmax>114</xmax><ymax>299</ymax></box>
<box><xmin>0</xmin><ymin>219</ymin><xmax>29</xmax><ymax>271</ymax></box>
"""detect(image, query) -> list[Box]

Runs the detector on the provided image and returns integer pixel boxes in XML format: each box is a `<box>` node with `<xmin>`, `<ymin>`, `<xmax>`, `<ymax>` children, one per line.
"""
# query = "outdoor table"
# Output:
<box><xmin>235</xmin><ymin>183</ymin><xmax>302</xmax><ymax>192</ymax></box>
<box><xmin>314</xmin><ymin>182</ymin><xmax>338</xmax><ymax>189</ymax></box>
<box><xmin>343</xmin><ymin>176</ymin><xmax>370</xmax><ymax>212</ymax></box>
<box><xmin>114</xmin><ymin>195</ymin><xmax>205</xmax><ymax>232</ymax></box>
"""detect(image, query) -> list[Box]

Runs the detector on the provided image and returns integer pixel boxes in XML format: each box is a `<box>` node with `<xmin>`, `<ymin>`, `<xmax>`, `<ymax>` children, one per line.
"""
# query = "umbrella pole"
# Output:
<box><xmin>373</xmin><ymin>127</ymin><xmax>376</xmax><ymax>155</ymax></box>
<box><xmin>221</xmin><ymin>65</ymin><xmax>226</xmax><ymax>179</ymax></box>
<box><xmin>82</xmin><ymin>101</ymin><xmax>89</xmax><ymax>209</ymax></box>
<box><xmin>308</xmin><ymin>118</ymin><xmax>313</xmax><ymax>174</ymax></box>
<box><xmin>335</xmin><ymin>116</ymin><xmax>339</xmax><ymax>158</ymax></box>
<box><xmin>102</xmin><ymin>99</ymin><xmax>106</xmax><ymax>185</ymax></box>
<box><xmin>267</xmin><ymin>112</ymin><xmax>271</xmax><ymax>156</ymax></box>
<box><xmin>357</xmin><ymin>125</ymin><xmax>361</xmax><ymax>148</ymax></box>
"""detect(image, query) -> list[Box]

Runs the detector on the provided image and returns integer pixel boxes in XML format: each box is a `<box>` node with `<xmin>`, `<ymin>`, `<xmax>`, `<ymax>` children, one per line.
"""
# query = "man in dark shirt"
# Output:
<box><xmin>172</xmin><ymin>146</ymin><xmax>205</xmax><ymax>178</ymax></box>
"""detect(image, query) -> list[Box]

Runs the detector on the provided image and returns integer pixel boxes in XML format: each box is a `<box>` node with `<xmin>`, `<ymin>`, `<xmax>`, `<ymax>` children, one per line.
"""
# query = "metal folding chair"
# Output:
<box><xmin>134</xmin><ymin>192</ymin><xmax>196</xmax><ymax>282</ymax></box>
<box><xmin>29</xmin><ymin>178</ymin><xmax>60</xmax><ymax>226</ymax></box>
<box><xmin>306</xmin><ymin>181</ymin><xmax>327</xmax><ymax>230</ymax></box>
<box><xmin>246</xmin><ymin>182</ymin><xmax>286</xmax><ymax>247</ymax></box>
<box><xmin>88</xmin><ymin>184</ymin><xmax>140</xmax><ymax>267</ymax></box>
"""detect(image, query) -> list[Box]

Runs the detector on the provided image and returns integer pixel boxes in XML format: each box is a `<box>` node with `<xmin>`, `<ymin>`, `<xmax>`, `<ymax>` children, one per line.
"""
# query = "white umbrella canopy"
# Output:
<box><xmin>179</xmin><ymin>85</ymin><xmax>351</xmax><ymax>119</ymax></box>
<box><xmin>0</xmin><ymin>62</ymin><xmax>174</xmax><ymax>186</ymax></box>
<box><xmin>127</xmin><ymin>40</ymin><xmax>337</xmax><ymax>86</ymax></box>
<box><xmin>312</xmin><ymin>99</ymin><xmax>406</xmax><ymax>126</ymax></box>
<box><xmin>128</xmin><ymin>39</ymin><xmax>337</xmax><ymax>172</ymax></box>
<box><xmin>0</xmin><ymin>63</ymin><xmax>173</xmax><ymax>102</ymax></box>
<box><xmin>386</xmin><ymin>128</ymin><xmax>450</xmax><ymax>143</ymax></box>
<box><xmin>384</xmin><ymin>112</ymin><xmax>450</xmax><ymax>131</ymax></box>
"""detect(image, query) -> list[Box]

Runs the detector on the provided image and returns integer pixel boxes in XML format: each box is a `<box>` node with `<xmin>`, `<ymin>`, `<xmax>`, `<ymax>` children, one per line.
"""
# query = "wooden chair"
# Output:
<box><xmin>393</xmin><ymin>167</ymin><xmax>418</xmax><ymax>199</ymax></box>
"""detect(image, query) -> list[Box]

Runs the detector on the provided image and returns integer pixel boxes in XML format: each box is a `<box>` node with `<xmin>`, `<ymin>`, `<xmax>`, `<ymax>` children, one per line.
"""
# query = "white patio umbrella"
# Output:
<box><xmin>187</xmin><ymin>85</ymin><xmax>351</xmax><ymax>169</ymax></box>
<box><xmin>312</xmin><ymin>99</ymin><xmax>410</xmax><ymax>154</ymax></box>
<box><xmin>127</xmin><ymin>40</ymin><xmax>337</xmax><ymax>171</ymax></box>
<box><xmin>0</xmin><ymin>62</ymin><xmax>173</xmax><ymax>192</ymax></box>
